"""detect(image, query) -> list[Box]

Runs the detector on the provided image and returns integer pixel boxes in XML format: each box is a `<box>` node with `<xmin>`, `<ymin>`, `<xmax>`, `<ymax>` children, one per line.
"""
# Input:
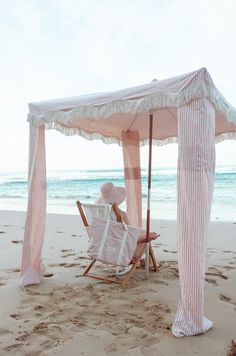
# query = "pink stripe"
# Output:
<box><xmin>172</xmin><ymin>97</ymin><xmax>215</xmax><ymax>336</ymax></box>
<box><xmin>21</xmin><ymin>124</ymin><xmax>46</xmax><ymax>286</ymax></box>
<box><xmin>124</xmin><ymin>167</ymin><xmax>141</xmax><ymax>180</ymax></box>
<box><xmin>122</xmin><ymin>130</ymin><xmax>142</xmax><ymax>227</ymax></box>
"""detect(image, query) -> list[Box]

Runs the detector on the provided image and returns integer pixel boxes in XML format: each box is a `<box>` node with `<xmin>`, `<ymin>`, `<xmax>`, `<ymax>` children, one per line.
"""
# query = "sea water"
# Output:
<box><xmin>0</xmin><ymin>166</ymin><xmax>236</xmax><ymax>221</ymax></box>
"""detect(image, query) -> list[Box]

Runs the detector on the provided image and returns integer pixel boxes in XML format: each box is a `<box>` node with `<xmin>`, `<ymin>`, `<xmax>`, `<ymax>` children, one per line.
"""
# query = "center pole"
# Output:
<box><xmin>145</xmin><ymin>112</ymin><xmax>153</xmax><ymax>279</ymax></box>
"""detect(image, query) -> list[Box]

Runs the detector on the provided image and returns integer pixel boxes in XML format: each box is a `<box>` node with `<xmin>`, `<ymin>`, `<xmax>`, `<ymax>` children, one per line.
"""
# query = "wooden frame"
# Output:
<box><xmin>76</xmin><ymin>200</ymin><xmax>159</xmax><ymax>285</ymax></box>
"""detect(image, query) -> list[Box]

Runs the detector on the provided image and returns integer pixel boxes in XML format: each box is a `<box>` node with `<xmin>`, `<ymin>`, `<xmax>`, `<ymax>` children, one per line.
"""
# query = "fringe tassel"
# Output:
<box><xmin>27</xmin><ymin>80</ymin><xmax>236</xmax><ymax>142</ymax></box>
<box><xmin>45</xmin><ymin>122</ymin><xmax>236</xmax><ymax>146</ymax></box>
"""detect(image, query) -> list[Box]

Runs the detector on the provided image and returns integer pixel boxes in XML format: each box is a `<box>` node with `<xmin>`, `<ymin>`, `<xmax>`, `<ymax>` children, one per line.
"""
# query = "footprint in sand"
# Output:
<box><xmin>157</xmin><ymin>322</ymin><xmax>172</xmax><ymax>331</ymax></box>
<box><xmin>61</xmin><ymin>253</ymin><xmax>76</xmax><ymax>258</ymax></box>
<box><xmin>163</xmin><ymin>249</ymin><xmax>177</xmax><ymax>253</ymax></box>
<box><xmin>34</xmin><ymin>305</ymin><xmax>44</xmax><ymax>310</ymax></box>
<box><xmin>0</xmin><ymin>231</ymin><xmax>5</xmax><ymax>234</ymax></box>
<box><xmin>153</xmin><ymin>280</ymin><xmax>168</xmax><ymax>286</ymax></box>
<box><xmin>32</xmin><ymin>322</ymin><xmax>49</xmax><ymax>332</ymax></box>
<box><xmin>49</xmin><ymin>262</ymin><xmax>68</xmax><ymax>267</ymax></box>
<box><xmin>15</xmin><ymin>331</ymin><xmax>30</xmax><ymax>342</ymax></box>
<box><xmin>44</xmin><ymin>273</ymin><xmax>54</xmax><ymax>278</ymax></box>
<box><xmin>206</xmin><ymin>272</ymin><xmax>228</xmax><ymax>280</ymax></box>
<box><xmin>207</xmin><ymin>267</ymin><xmax>228</xmax><ymax>280</ymax></box>
<box><xmin>205</xmin><ymin>266</ymin><xmax>232</xmax><ymax>286</ymax></box>
<box><xmin>0</xmin><ymin>282</ymin><xmax>6</xmax><ymax>287</ymax></box>
<box><xmin>168</xmin><ymin>267</ymin><xmax>179</xmax><ymax>277</ymax></box>
<box><xmin>4</xmin><ymin>343</ymin><xmax>23</xmax><ymax>351</ymax></box>
<box><xmin>10</xmin><ymin>313</ymin><xmax>21</xmax><ymax>320</ymax></box>
<box><xmin>222</xmin><ymin>266</ymin><xmax>235</xmax><ymax>271</ymax></box>
<box><xmin>75</xmin><ymin>256</ymin><xmax>90</xmax><ymax>260</ymax></box>
<box><xmin>64</xmin><ymin>263</ymin><xmax>80</xmax><ymax>268</ymax></box>
<box><xmin>0</xmin><ymin>328</ymin><xmax>10</xmax><ymax>336</ymax></box>
<box><xmin>12</xmin><ymin>269</ymin><xmax>20</xmax><ymax>273</ymax></box>
<box><xmin>219</xmin><ymin>294</ymin><xmax>236</xmax><ymax>305</ymax></box>
<box><xmin>205</xmin><ymin>277</ymin><xmax>218</xmax><ymax>286</ymax></box>
<box><xmin>11</xmin><ymin>240</ymin><xmax>23</xmax><ymax>244</ymax></box>
<box><xmin>61</xmin><ymin>249</ymin><xmax>77</xmax><ymax>258</ymax></box>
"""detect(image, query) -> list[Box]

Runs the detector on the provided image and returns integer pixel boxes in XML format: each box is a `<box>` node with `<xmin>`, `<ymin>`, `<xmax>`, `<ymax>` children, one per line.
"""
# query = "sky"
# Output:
<box><xmin>0</xmin><ymin>0</ymin><xmax>236</xmax><ymax>172</ymax></box>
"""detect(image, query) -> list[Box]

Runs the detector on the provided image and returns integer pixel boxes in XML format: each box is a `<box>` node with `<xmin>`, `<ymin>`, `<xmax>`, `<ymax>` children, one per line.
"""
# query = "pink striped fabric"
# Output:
<box><xmin>21</xmin><ymin>124</ymin><xmax>46</xmax><ymax>286</ymax></box>
<box><xmin>121</xmin><ymin>130</ymin><xmax>142</xmax><ymax>228</ymax></box>
<box><xmin>172</xmin><ymin>98</ymin><xmax>215</xmax><ymax>336</ymax></box>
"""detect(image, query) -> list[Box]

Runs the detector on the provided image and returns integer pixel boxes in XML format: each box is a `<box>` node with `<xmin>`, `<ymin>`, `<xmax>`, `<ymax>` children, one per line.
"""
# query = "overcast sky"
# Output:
<box><xmin>1</xmin><ymin>0</ymin><xmax>236</xmax><ymax>172</ymax></box>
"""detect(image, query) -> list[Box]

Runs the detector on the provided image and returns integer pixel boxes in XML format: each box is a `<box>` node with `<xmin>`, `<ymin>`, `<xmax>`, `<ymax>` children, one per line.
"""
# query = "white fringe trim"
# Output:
<box><xmin>28</xmin><ymin>81</ymin><xmax>236</xmax><ymax>128</ymax></box>
<box><xmin>215</xmin><ymin>132</ymin><xmax>236</xmax><ymax>143</ymax></box>
<box><xmin>45</xmin><ymin>122</ymin><xmax>236</xmax><ymax>146</ymax></box>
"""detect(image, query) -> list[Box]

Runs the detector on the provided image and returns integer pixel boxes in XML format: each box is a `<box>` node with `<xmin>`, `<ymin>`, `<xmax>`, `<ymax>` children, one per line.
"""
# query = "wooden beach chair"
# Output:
<box><xmin>76</xmin><ymin>200</ymin><xmax>159</xmax><ymax>285</ymax></box>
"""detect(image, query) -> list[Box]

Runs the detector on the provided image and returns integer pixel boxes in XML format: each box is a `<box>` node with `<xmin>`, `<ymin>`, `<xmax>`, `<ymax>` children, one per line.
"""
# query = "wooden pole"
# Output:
<box><xmin>145</xmin><ymin>113</ymin><xmax>153</xmax><ymax>278</ymax></box>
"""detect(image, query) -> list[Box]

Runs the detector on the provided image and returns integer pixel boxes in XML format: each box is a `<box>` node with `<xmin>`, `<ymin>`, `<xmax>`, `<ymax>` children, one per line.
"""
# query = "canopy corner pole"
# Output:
<box><xmin>145</xmin><ymin>112</ymin><xmax>153</xmax><ymax>279</ymax></box>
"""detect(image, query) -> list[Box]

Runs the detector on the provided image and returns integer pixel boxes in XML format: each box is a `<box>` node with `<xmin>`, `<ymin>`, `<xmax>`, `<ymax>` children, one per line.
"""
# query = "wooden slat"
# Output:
<box><xmin>76</xmin><ymin>200</ymin><xmax>89</xmax><ymax>226</ymax></box>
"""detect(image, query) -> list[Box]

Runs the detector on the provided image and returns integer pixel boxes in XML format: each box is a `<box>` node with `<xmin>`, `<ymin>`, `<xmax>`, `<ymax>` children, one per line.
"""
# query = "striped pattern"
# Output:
<box><xmin>124</xmin><ymin>167</ymin><xmax>141</xmax><ymax>180</ymax></box>
<box><xmin>21</xmin><ymin>124</ymin><xmax>46</xmax><ymax>287</ymax></box>
<box><xmin>172</xmin><ymin>98</ymin><xmax>215</xmax><ymax>336</ymax></box>
<box><xmin>122</xmin><ymin>130</ymin><xmax>142</xmax><ymax>228</ymax></box>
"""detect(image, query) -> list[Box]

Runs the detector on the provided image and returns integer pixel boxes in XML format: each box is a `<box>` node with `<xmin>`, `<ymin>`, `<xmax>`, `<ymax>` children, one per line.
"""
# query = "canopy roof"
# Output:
<box><xmin>28</xmin><ymin>67</ymin><xmax>236</xmax><ymax>145</ymax></box>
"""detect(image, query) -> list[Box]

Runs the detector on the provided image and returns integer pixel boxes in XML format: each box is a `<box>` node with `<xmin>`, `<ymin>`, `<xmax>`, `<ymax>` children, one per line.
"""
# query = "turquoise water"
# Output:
<box><xmin>0</xmin><ymin>166</ymin><xmax>236</xmax><ymax>221</ymax></box>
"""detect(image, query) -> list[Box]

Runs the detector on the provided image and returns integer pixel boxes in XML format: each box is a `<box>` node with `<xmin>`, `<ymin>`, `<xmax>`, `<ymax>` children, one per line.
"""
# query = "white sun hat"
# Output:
<box><xmin>95</xmin><ymin>182</ymin><xmax>126</xmax><ymax>206</ymax></box>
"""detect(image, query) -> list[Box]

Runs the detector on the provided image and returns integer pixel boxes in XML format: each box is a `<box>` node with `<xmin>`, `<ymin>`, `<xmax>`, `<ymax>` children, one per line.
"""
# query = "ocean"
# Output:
<box><xmin>0</xmin><ymin>166</ymin><xmax>236</xmax><ymax>221</ymax></box>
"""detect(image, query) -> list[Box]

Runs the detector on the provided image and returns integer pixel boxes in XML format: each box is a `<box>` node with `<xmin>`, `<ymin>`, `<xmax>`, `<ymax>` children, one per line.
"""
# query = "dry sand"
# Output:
<box><xmin>0</xmin><ymin>210</ymin><xmax>235</xmax><ymax>356</ymax></box>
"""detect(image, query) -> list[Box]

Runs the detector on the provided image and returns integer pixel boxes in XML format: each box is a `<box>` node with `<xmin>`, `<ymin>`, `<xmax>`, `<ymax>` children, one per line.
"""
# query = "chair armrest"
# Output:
<box><xmin>112</xmin><ymin>202</ymin><xmax>123</xmax><ymax>222</ymax></box>
<box><xmin>137</xmin><ymin>232</ymin><xmax>160</xmax><ymax>244</ymax></box>
<box><xmin>76</xmin><ymin>200</ymin><xmax>89</xmax><ymax>227</ymax></box>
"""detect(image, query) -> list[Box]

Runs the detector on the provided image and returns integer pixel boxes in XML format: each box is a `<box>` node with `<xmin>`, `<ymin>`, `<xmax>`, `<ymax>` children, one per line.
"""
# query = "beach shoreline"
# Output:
<box><xmin>0</xmin><ymin>210</ymin><xmax>235</xmax><ymax>355</ymax></box>
<box><xmin>1</xmin><ymin>166</ymin><xmax>236</xmax><ymax>221</ymax></box>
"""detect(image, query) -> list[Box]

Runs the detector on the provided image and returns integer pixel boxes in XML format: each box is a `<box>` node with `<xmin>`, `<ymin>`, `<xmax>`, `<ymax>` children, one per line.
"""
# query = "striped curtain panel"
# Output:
<box><xmin>21</xmin><ymin>124</ymin><xmax>46</xmax><ymax>287</ymax></box>
<box><xmin>121</xmin><ymin>130</ymin><xmax>142</xmax><ymax>228</ymax></box>
<box><xmin>172</xmin><ymin>98</ymin><xmax>215</xmax><ymax>336</ymax></box>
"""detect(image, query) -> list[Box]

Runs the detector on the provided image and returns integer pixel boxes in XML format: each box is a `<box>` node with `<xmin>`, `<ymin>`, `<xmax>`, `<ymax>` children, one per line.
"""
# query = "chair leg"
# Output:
<box><xmin>149</xmin><ymin>245</ymin><xmax>158</xmax><ymax>272</ymax></box>
<box><xmin>83</xmin><ymin>260</ymin><xmax>96</xmax><ymax>276</ymax></box>
<box><xmin>122</xmin><ymin>245</ymin><xmax>146</xmax><ymax>285</ymax></box>
<box><xmin>83</xmin><ymin>260</ymin><xmax>124</xmax><ymax>285</ymax></box>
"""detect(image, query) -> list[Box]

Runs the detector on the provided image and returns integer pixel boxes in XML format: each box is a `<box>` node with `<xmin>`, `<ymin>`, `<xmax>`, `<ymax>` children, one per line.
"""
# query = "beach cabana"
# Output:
<box><xmin>22</xmin><ymin>68</ymin><xmax>236</xmax><ymax>337</ymax></box>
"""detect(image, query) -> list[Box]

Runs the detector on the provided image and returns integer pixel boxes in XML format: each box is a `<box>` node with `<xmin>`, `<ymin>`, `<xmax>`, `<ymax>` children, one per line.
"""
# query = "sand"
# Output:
<box><xmin>0</xmin><ymin>210</ymin><xmax>235</xmax><ymax>356</ymax></box>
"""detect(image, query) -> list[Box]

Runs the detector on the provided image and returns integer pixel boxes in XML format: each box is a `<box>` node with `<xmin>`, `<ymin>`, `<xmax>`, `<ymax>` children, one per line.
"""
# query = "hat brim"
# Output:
<box><xmin>104</xmin><ymin>186</ymin><xmax>126</xmax><ymax>205</ymax></box>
